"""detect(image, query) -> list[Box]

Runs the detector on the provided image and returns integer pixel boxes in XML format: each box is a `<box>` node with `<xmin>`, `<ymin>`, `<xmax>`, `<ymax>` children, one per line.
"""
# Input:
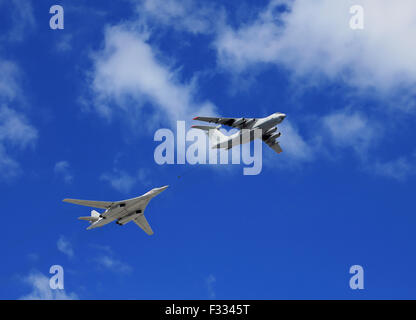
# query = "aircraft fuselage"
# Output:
<box><xmin>86</xmin><ymin>186</ymin><xmax>168</xmax><ymax>229</ymax></box>
<box><xmin>215</xmin><ymin>112</ymin><xmax>286</xmax><ymax>149</ymax></box>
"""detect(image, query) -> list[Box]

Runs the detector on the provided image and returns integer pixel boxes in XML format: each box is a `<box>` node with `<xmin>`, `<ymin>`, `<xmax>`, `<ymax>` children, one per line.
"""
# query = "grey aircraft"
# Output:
<box><xmin>192</xmin><ymin>112</ymin><xmax>286</xmax><ymax>153</ymax></box>
<box><xmin>63</xmin><ymin>186</ymin><xmax>168</xmax><ymax>235</ymax></box>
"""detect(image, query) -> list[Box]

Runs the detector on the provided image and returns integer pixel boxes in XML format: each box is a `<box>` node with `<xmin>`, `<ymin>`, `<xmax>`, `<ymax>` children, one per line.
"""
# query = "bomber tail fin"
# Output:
<box><xmin>78</xmin><ymin>210</ymin><xmax>100</xmax><ymax>223</ymax></box>
<box><xmin>91</xmin><ymin>210</ymin><xmax>100</xmax><ymax>218</ymax></box>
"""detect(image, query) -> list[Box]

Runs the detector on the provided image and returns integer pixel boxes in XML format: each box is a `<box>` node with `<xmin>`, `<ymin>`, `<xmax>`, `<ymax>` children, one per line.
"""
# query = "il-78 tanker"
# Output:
<box><xmin>63</xmin><ymin>186</ymin><xmax>168</xmax><ymax>235</ymax></box>
<box><xmin>192</xmin><ymin>112</ymin><xmax>286</xmax><ymax>154</ymax></box>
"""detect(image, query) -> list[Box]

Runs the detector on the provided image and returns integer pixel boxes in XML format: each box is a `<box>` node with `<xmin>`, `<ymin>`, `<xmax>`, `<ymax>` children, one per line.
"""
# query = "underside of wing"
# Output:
<box><xmin>193</xmin><ymin>116</ymin><xmax>255</xmax><ymax>128</ymax></box>
<box><xmin>263</xmin><ymin>139</ymin><xmax>283</xmax><ymax>154</ymax></box>
<box><xmin>193</xmin><ymin>116</ymin><xmax>235</xmax><ymax>126</ymax></box>
<box><xmin>63</xmin><ymin>199</ymin><xmax>113</xmax><ymax>209</ymax></box>
<box><xmin>269</xmin><ymin>142</ymin><xmax>283</xmax><ymax>154</ymax></box>
<box><xmin>133</xmin><ymin>214</ymin><xmax>154</xmax><ymax>235</ymax></box>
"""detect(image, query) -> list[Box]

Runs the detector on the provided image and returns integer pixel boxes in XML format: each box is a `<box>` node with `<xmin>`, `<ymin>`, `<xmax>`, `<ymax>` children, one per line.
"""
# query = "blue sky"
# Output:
<box><xmin>1</xmin><ymin>0</ymin><xmax>416</xmax><ymax>299</ymax></box>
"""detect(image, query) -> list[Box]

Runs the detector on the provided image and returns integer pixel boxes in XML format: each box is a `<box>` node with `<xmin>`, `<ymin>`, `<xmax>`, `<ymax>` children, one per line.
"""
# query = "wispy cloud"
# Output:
<box><xmin>0</xmin><ymin>105</ymin><xmax>37</xmax><ymax>180</ymax></box>
<box><xmin>0</xmin><ymin>0</ymin><xmax>36</xmax><ymax>42</ymax></box>
<box><xmin>95</xmin><ymin>255</ymin><xmax>132</xmax><ymax>274</ymax></box>
<box><xmin>19</xmin><ymin>271</ymin><xmax>78</xmax><ymax>300</ymax></box>
<box><xmin>100</xmin><ymin>168</ymin><xmax>149</xmax><ymax>194</ymax></box>
<box><xmin>137</xmin><ymin>0</ymin><xmax>225</xmax><ymax>35</ymax></box>
<box><xmin>214</xmin><ymin>0</ymin><xmax>416</xmax><ymax>101</ymax></box>
<box><xmin>371</xmin><ymin>153</ymin><xmax>416</xmax><ymax>181</ymax></box>
<box><xmin>321</xmin><ymin>109</ymin><xmax>378</xmax><ymax>156</ymax></box>
<box><xmin>87</xmin><ymin>24</ymin><xmax>216</xmax><ymax>128</ymax></box>
<box><xmin>0</xmin><ymin>144</ymin><xmax>20</xmax><ymax>179</ymax></box>
<box><xmin>54</xmin><ymin>161</ymin><xmax>73</xmax><ymax>183</ymax></box>
<box><xmin>55</xmin><ymin>34</ymin><xmax>73</xmax><ymax>53</ymax></box>
<box><xmin>205</xmin><ymin>274</ymin><xmax>216</xmax><ymax>299</ymax></box>
<box><xmin>278</xmin><ymin>120</ymin><xmax>314</xmax><ymax>162</ymax></box>
<box><xmin>0</xmin><ymin>106</ymin><xmax>37</xmax><ymax>148</ymax></box>
<box><xmin>57</xmin><ymin>235</ymin><xmax>74</xmax><ymax>259</ymax></box>
<box><xmin>92</xmin><ymin>244</ymin><xmax>133</xmax><ymax>274</ymax></box>
<box><xmin>0</xmin><ymin>60</ymin><xmax>22</xmax><ymax>102</ymax></box>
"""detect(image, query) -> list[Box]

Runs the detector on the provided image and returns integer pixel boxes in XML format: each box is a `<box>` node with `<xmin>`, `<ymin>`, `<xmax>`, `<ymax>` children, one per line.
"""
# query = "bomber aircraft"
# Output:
<box><xmin>63</xmin><ymin>186</ymin><xmax>168</xmax><ymax>235</ymax></box>
<box><xmin>192</xmin><ymin>112</ymin><xmax>286</xmax><ymax>154</ymax></box>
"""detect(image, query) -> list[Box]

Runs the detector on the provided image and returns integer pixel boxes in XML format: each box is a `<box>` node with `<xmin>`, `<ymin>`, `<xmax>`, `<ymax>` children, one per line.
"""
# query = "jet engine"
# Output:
<box><xmin>117</xmin><ymin>210</ymin><xmax>142</xmax><ymax>225</ymax></box>
<box><xmin>266</xmin><ymin>132</ymin><xmax>281</xmax><ymax>142</ymax></box>
<box><xmin>233</xmin><ymin>118</ymin><xmax>245</xmax><ymax>127</ymax></box>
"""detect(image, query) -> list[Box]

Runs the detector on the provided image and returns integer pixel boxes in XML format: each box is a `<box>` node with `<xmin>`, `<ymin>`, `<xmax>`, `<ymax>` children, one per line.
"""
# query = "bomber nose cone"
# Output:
<box><xmin>153</xmin><ymin>185</ymin><xmax>169</xmax><ymax>194</ymax></box>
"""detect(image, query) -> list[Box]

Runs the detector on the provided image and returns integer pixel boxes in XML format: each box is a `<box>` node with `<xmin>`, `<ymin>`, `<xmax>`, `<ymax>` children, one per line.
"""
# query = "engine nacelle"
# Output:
<box><xmin>266</xmin><ymin>132</ymin><xmax>281</xmax><ymax>142</ymax></box>
<box><xmin>244</xmin><ymin>119</ymin><xmax>256</xmax><ymax>127</ymax></box>
<box><xmin>117</xmin><ymin>212</ymin><xmax>141</xmax><ymax>225</ymax></box>
<box><xmin>263</xmin><ymin>127</ymin><xmax>277</xmax><ymax>136</ymax></box>
<box><xmin>233</xmin><ymin>118</ymin><xmax>245</xmax><ymax>127</ymax></box>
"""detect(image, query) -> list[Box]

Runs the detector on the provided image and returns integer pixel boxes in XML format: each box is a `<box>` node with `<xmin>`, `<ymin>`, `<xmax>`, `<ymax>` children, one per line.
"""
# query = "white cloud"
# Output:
<box><xmin>258</xmin><ymin>119</ymin><xmax>315</xmax><ymax>171</ymax></box>
<box><xmin>100</xmin><ymin>168</ymin><xmax>149</xmax><ymax>194</ymax></box>
<box><xmin>0</xmin><ymin>106</ymin><xmax>37</xmax><ymax>148</ymax></box>
<box><xmin>0</xmin><ymin>51</ymin><xmax>37</xmax><ymax>182</ymax></box>
<box><xmin>95</xmin><ymin>255</ymin><xmax>132</xmax><ymax>274</ymax></box>
<box><xmin>19</xmin><ymin>271</ymin><xmax>78</xmax><ymax>300</ymax></box>
<box><xmin>322</xmin><ymin>110</ymin><xmax>378</xmax><ymax>155</ymax></box>
<box><xmin>205</xmin><ymin>274</ymin><xmax>216</xmax><ymax>299</ymax></box>
<box><xmin>100</xmin><ymin>170</ymin><xmax>137</xmax><ymax>194</ymax></box>
<box><xmin>278</xmin><ymin>120</ymin><xmax>313</xmax><ymax>162</ymax></box>
<box><xmin>137</xmin><ymin>0</ymin><xmax>224</xmax><ymax>34</ymax></box>
<box><xmin>0</xmin><ymin>144</ymin><xmax>20</xmax><ymax>179</ymax></box>
<box><xmin>0</xmin><ymin>61</ymin><xmax>21</xmax><ymax>101</ymax></box>
<box><xmin>55</xmin><ymin>34</ymin><xmax>73</xmax><ymax>53</ymax></box>
<box><xmin>88</xmin><ymin>25</ymin><xmax>216</xmax><ymax>127</ymax></box>
<box><xmin>371</xmin><ymin>153</ymin><xmax>416</xmax><ymax>181</ymax></box>
<box><xmin>57</xmin><ymin>235</ymin><xmax>74</xmax><ymax>259</ymax></box>
<box><xmin>92</xmin><ymin>244</ymin><xmax>132</xmax><ymax>274</ymax></box>
<box><xmin>54</xmin><ymin>161</ymin><xmax>73</xmax><ymax>183</ymax></box>
<box><xmin>0</xmin><ymin>0</ymin><xmax>36</xmax><ymax>42</ymax></box>
<box><xmin>214</xmin><ymin>0</ymin><xmax>416</xmax><ymax>104</ymax></box>
<box><xmin>0</xmin><ymin>105</ymin><xmax>37</xmax><ymax>179</ymax></box>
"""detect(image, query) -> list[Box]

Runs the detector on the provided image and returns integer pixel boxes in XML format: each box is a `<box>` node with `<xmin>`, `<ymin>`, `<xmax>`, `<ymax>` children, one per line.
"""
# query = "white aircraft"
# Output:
<box><xmin>192</xmin><ymin>112</ymin><xmax>286</xmax><ymax>154</ymax></box>
<box><xmin>63</xmin><ymin>186</ymin><xmax>168</xmax><ymax>235</ymax></box>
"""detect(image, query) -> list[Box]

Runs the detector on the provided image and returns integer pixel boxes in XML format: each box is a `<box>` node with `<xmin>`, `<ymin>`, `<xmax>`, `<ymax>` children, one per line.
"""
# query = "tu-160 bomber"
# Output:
<box><xmin>63</xmin><ymin>186</ymin><xmax>168</xmax><ymax>235</ymax></box>
<box><xmin>192</xmin><ymin>112</ymin><xmax>286</xmax><ymax>154</ymax></box>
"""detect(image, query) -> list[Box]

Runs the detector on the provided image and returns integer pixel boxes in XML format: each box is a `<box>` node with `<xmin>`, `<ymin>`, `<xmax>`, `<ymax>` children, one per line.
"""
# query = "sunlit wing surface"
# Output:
<box><xmin>62</xmin><ymin>199</ymin><xmax>113</xmax><ymax>209</ymax></box>
<box><xmin>193</xmin><ymin>116</ymin><xmax>256</xmax><ymax>129</ymax></box>
<box><xmin>133</xmin><ymin>214</ymin><xmax>154</xmax><ymax>235</ymax></box>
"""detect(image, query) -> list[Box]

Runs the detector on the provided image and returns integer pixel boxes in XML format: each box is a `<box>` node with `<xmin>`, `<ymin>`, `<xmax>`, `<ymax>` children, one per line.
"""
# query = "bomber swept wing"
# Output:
<box><xmin>62</xmin><ymin>199</ymin><xmax>114</xmax><ymax>209</ymax></box>
<box><xmin>193</xmin><ymin>116</ymin><xmax>257</xmax><ymax>129</ymax></box>
<box><xmin>62</xmin><ymin>195</ymin><xmax>142</xmax><ymax>210</ymax></box>
<box><xmin>133</xmin><ymin>214</ymin><xmax>154</xmax><ymax>235</ymax></box>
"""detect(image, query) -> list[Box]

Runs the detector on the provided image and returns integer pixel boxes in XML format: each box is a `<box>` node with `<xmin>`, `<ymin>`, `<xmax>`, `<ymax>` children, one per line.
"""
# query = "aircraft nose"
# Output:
<box><xmin>153</xmin><ymin>185</ymin><xmax>169</xmax><ymax>194</ymax></box>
